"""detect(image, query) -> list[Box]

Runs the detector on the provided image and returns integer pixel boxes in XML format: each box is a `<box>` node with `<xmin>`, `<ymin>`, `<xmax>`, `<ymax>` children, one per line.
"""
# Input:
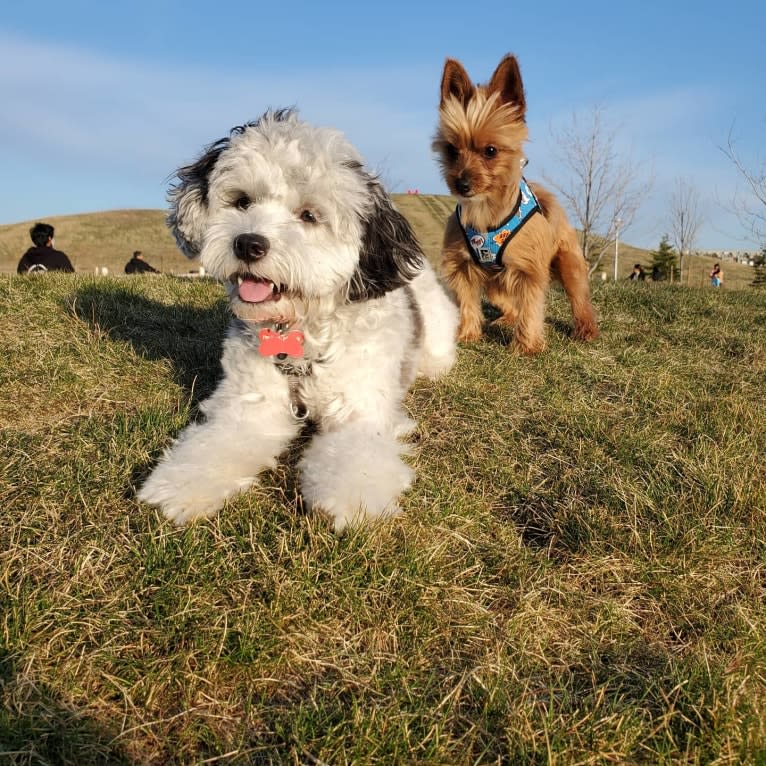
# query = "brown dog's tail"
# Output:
<box><xmin>553</xmin><ymin>237</ymin><xmax>600</xmax><ymax>342</ymax></box>
<box><xmin>530</xmin><ymin>182</ymin><xmax>600</xmax><ymax>342</ymax></box>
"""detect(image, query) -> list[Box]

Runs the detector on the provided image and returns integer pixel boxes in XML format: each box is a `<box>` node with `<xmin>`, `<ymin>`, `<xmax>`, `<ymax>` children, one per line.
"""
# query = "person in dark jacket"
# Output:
<box><xmin>124</xmin><ymin>250</ymin><xmax>159</xmax><ymax>274</ymax></box>
<box><xmin>17</xmin><ymin>223</ymin><xmax>75</xmax><ymax>273</ymax></box>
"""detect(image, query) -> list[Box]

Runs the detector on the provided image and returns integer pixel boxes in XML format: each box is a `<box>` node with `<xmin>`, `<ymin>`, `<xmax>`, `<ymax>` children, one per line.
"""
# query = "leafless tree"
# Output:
<box><xmin>668</xmin><ymin>177</ymin><xmax>704</xmax><ymax>282</ymax></box>
<box><xmin>543</xmin><ymin>105</ymin><xmax>653</xmax><ymax>277</ymax></box>
<box><xmin>720</xmin><ymin>128</ymin><xmax>766</xmax><ymax>244</ymax></box>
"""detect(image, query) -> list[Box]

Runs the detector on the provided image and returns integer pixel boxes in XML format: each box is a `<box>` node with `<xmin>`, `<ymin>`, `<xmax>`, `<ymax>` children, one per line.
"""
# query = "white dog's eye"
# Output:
<box><xmin>234</xmin><ymin>195</ymin><xmax>251</xmax><ymax>211</ymax></box>
<box><xmin>299</xmin><ymin>209</ymin><xmax>317</xmax><ymax>224</ymax></box>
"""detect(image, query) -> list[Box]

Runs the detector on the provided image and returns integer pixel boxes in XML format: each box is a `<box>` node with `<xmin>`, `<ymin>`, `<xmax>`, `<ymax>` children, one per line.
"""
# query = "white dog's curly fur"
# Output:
<box><xmin>138</xmin><ymin>109</ymin><xmax>458</xmax><ymax>532</ymax></box>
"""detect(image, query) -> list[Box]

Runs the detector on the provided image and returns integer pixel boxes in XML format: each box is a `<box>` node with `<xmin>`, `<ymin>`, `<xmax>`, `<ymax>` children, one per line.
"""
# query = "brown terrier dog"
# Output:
<box><xmin>432</xmin><ymin>54</ymin><xmax>599</xmax><ymax>353</ymax></box>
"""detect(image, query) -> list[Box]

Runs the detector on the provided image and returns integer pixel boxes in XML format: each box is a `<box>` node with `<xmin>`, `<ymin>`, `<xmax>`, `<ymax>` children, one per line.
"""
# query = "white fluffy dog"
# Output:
<box><xmin>139</xmin><ymin>109</ymin><xmax>458</xmax><ymax>532</ymax></box>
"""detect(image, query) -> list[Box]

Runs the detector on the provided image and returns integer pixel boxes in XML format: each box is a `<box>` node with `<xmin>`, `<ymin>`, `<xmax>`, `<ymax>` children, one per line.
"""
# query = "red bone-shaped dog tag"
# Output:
<box><xmin>258</xmin><ymin>328</ymin><xmax>305</xmax><ymax>358</ymax></box>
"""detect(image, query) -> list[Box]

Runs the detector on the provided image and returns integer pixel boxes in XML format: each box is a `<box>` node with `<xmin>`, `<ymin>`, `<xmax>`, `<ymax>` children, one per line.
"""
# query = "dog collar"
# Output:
<box><xmin>258</xmin><ymin>326</ymin><xmax>305</xmax><ymax>359</ymax></box>
<box><xmin>458</xmin><ymin>178</ymin><xmax>541</xmax><ymax>270</ymax></box>
<box><xmin>258</xmin><ymin>322</ymin><xmax>311</xmax><ymax>420</ymax></box>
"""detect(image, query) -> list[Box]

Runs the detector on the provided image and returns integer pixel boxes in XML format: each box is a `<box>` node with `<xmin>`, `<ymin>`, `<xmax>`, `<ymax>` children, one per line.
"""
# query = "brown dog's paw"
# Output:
<box><xmin>491</xmin><ymin>313</ymin><xmax>517</xmax><ymax>328</ymax></box>
<box><xmin>458</xmin><ymin>328</ymin><xmax>484</xmax><ymax>344</ymax></box>
<box><xmin>572</xmin><ymin>321</ymin><xmax>600</xmax><ymax>342</ymax></box>
<box><xmin>457</xmin><ymin>318</ymin><xmax>484</xmax><ymax>343</ymax></box>
<box><xmin>511</xmin><ymin>336</ymin><xmax>546</xmax><ymax>355</ymax></box>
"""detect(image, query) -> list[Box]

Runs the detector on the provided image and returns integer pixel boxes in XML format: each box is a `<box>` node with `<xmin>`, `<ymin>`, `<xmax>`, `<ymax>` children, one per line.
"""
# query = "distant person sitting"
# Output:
<box><xmin>17</xmin><ymin>222</ymin><xmax>75</xmax><ymax>274</ymax></box>
<box><xmin>124</xmin><ymin>250</ymin><xmax>159</xmax><ymax>274</ymax></box>
<box><xmin>710</xmin><ymin>263</ymin><xmax>723</xmax><ymax>287</ymax></box>
<box><xmin>628</xmin><ymin>263</ymin><xmax>646</xmax><ymax>281</ymax></box>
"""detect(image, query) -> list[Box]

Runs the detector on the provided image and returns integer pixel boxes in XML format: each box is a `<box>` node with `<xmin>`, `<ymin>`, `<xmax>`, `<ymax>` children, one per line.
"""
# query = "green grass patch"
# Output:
<box><xmin>2</xmin><ymin>275</ymin><xmax>765</xmax><ymax>763</ymax></box>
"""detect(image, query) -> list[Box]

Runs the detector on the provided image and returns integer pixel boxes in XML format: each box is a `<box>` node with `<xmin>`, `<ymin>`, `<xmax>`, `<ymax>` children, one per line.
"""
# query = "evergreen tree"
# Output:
<box><xmin>650</xmin><ymin>235</ymin><xmax>678</xmax><ymax>281</ymax></box>
<box><xmin>752</xmin><ymin>245</ymin><xmax>766</xmax><ymax>288</ymax></box>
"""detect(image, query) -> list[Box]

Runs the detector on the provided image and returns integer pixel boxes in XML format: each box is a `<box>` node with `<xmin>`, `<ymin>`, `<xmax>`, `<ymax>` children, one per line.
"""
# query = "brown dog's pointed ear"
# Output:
<box><xmin>440</xmin><ymin>58</ymin><xmax>475</xmax><ymax>107</ymax></box>
<box><xmin>488</xmin><ymin>54</ymin><xmax>526</xmax><ymax>114</ymax></box>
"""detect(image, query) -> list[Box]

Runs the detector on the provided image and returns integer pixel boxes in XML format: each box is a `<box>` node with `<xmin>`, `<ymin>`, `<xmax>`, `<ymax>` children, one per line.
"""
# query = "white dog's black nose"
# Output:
<box><xmin>234</xmin><ymin>233</ymin><xmax>270</xmax><ymax>262</ymax></box>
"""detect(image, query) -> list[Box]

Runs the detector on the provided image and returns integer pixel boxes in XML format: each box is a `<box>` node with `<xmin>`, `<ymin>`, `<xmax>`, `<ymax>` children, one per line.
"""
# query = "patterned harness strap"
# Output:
<box><xmin>457</xmin><ymin>178</ymin><xmax>541</xmax><ymax>270</ymax></box>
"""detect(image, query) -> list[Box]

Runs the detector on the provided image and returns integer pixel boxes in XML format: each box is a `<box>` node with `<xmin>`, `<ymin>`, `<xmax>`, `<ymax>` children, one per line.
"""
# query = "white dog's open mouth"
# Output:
<box><xmin>235</xmin><ymin>275</ymin><xmax>284</xmax><ymax>304</ymax></box>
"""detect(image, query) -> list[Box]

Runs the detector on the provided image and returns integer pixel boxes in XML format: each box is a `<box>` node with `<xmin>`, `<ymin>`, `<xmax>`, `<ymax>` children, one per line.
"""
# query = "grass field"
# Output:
<box><xmin>2</xmin><ymin>271</ymin><xmax>765</xmax><ymax>764</ymax></box>
<box><xmin>0</xmin><ymin>200</ymin><xmax>760</xmax><ymax>289</ymax></box>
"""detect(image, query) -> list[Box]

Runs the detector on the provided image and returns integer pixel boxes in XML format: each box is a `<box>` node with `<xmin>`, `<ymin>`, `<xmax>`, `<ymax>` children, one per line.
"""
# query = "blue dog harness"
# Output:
<box><xmin>458</xmin><ymin>178</ymin><xmax>541</xmax><ymax>270</ymax></box>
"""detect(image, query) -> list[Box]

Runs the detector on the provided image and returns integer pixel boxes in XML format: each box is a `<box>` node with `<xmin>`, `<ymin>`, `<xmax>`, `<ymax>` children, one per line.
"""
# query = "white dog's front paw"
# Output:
<box><xmin>317</xmin><ymin>501</ymin><xmax>404</xmax><ymax>535</ymax></box>
<box><xmin>392</xmin><ymin>413</ymin><xmax>417</xmax><ymax>439</ymax></box>
<box><xmin>138</xmin><ymin>462</ymin><xmax>256</xmax><ymax>525</ymax></box>
<box><xmin>298</xmin><ymin>427</ymin><xmax>414</xmax><ymax>534</ymax></box>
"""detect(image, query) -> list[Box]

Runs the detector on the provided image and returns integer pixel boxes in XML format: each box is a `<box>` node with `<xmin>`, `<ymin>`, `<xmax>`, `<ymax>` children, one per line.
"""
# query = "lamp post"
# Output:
<box><xmin>613</xmin><ymin>217</ymin><xmax>623</xmax><ymax>281</ymax></box>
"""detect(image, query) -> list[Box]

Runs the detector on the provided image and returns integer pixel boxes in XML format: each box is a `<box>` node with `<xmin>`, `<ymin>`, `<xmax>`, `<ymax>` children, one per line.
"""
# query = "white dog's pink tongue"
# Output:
<box><xmin>238</xmin><ymin>279</ymin><xmax>273</xmax><ymax>303</ymax></box>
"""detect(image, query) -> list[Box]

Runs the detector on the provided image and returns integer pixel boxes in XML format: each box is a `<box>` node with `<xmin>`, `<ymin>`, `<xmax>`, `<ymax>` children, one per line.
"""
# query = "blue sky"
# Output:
<box><xmin>1</xmin><ymin>0</ymin><xmax>764</xmax><ymax>251</ymax></box>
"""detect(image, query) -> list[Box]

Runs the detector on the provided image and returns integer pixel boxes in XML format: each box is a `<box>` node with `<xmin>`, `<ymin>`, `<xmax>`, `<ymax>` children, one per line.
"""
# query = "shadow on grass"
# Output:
<box><xmin>68</xmin><ymin>283</ymin><xmax>324</xmax><ymax>507</ymax></box>
<box><xmin>69</xmin><ymin>282</ymin><xmax>232</xmax><ymax>494</ymax></box>
<box><xmin>0</xmin><ymin>649</ymin><xmax>133</xmax><ymax>765</ymax></box>
<box><xmin>495</xmin><ymin>489</ymin><xmax>605</xmax><ymax>560</ymax></box>
<box><xmin>72</xmin><ymin>282</ymin><xmax>228</xmax><ymax>404</ymax></box>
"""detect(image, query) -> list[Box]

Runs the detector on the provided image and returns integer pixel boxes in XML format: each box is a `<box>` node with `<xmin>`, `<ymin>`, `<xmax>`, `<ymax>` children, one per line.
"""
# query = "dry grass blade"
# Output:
<box><xmin>1</xmin><ymin>274</ymin><xmax>765</xmax><ymax>764</ymax></box>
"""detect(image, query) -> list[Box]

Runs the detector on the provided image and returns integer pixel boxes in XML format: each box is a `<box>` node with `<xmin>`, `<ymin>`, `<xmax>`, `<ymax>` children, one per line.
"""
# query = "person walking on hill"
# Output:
<box><xmin>124</xmin><ymin>250</ymin><xmax>159</xmax><ymax>274</ymax></box>
<box><xmin>710</xmin><ymin>263</ymin><xmax>723</xmax><ymax>287</ymax></box>
<box><xmin>17</xmin><ymin>223</ymin><xmax>75</xmax><ymax>274</ymax></box>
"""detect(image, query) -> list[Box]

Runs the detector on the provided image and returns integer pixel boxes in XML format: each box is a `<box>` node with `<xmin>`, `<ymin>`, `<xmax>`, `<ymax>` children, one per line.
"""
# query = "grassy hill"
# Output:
<box><xmin>0</xmin><ymin>209</ymin><xmax>191</xmax><ymax>276</ymax></box>
<box><xmin>1</xmin><ymin>272</ymin><xmax>765</xmax><ymax>763</ymax></box>
<box><xmin>0</xmin><ymin>199</ymin><xmax>759</xmax><ymax>288</ymax></box>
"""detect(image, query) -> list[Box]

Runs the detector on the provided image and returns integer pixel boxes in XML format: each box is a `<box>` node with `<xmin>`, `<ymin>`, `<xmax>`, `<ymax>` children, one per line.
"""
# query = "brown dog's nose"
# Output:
<box><xmin>455</xmin><ymin>177</ymin><xmax>471</xmax><ymax>195</ymax></box>
<box><xmin>233</xmin><ymin>233</ymin><xmax>270</xmax><ymax>263</ymax></box>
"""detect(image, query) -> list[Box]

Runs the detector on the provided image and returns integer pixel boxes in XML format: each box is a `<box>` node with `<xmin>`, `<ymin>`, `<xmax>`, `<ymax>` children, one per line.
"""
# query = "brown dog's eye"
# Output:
<box><xmin>300</xmin><ymin>209</ymin><xmax>317</xmax><ymax>224</ymax></box>
<box><xmin>235</xmin><ymin>195</ymin><xmax>250</xmax><ymax>210</ymax></box>
<box><xmin>445</xmin><ymin>143</ymin><xmax>459</xmax><ymax>160</ymax></box>
<box><xmin>483</xmin><ymin>146</ymin><xmax>498</xmax><ymax>159</ymax></box>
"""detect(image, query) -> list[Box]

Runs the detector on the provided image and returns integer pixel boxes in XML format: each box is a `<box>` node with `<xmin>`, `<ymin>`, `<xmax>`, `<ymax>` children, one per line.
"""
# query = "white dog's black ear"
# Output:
<box><xmin>167</xmin><ymin>137</ymin><xmax>229</xmax><ymax>258</ymax></box>
<box><xmin>348</xmin><ymin>174</ymin><xmax>423</xmax><ymax>301</ymax></box>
